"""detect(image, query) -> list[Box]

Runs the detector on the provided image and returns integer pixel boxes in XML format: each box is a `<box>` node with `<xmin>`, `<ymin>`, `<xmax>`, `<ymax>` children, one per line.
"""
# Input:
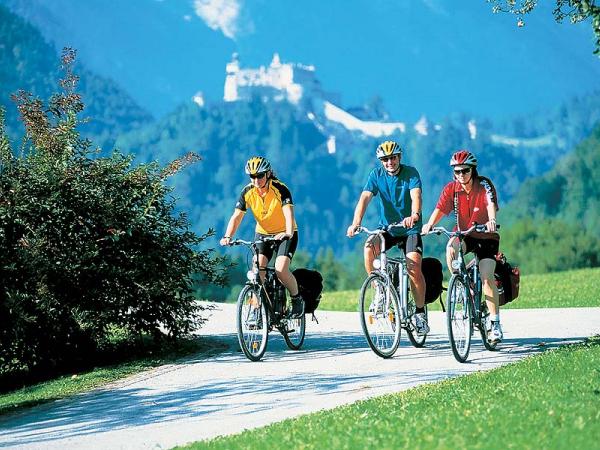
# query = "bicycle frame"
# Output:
<box><xmin>358</xmin><ymin>225</ymin><xmax>411</xmax><ymax>323</ymax></box>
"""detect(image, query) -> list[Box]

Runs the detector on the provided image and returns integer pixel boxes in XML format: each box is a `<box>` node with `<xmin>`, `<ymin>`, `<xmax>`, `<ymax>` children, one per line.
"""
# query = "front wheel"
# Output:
<box><xmin>282</xmin><ymin>314</ymin><xmax>306</xmax><ymax>350</ymax></box>
<box><xmin>359</xmin><ymin>273</ymin><xmax>401</xmax><ymax>358</ymax></box>
<box><xmin>446</xmin><ymin>274</ymin><xmax>472</xmax><ymax>363</ymax></box>
<box><xmin>236</xmin><ymin>285</ymin><xmax>269</xmax><ymax>361</ymax></box>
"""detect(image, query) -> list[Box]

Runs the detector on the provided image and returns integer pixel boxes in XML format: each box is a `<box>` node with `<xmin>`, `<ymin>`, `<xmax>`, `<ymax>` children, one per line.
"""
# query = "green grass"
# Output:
<box><xmin>181</xmin><ymin>336</ymin><xmax>600</xmax><ymax>450</ymax></box>
<box><xmin>319</xmin><ymin>267</ymin><xmax>600</xmax><ymax>312</ymax></box>
<box><xmin>0</xmin><ymin>337</ymin><xmax>227</xmax><ymax>416</ymax></box>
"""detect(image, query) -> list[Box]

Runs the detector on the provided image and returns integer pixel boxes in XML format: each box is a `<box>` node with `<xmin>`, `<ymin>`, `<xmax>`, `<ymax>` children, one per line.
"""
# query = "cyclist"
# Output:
<box><xmin>346</xmin><ymin>140</ymin><xmax>429</xmax><ymax>335</ymax></box>
<box><xmin>220</xmin><ymin>156</ymin><xmax>304</xmax><ymax>318</ymax></box>
<box><xmin>421</xmin><ymin>150</ymin><xmax>503</xmax><ymax>343</ymax></box>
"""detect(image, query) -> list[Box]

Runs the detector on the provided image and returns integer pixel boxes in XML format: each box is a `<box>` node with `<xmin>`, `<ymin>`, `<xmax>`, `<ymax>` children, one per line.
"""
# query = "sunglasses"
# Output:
<box><xmin>379</xmin><ymin>155</ymin><xmax>398</xmax><ymax>163</ymax></box>
<box><xmin>249</xmin><ymin>172</ymin><xmax>267</xmax><ymax>180</ymax></box>
<box><xmin>453</xmin><ymin>168</ymin><xmax>472</xmax><ymax>175</ymax></box>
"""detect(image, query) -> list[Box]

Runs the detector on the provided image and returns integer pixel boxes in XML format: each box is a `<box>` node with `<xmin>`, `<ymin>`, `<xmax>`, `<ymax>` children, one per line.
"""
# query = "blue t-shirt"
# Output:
<box><xmin>363</xmin><ymin>165</ymin><xmax>422</xmax><ymax>237</ymax></box>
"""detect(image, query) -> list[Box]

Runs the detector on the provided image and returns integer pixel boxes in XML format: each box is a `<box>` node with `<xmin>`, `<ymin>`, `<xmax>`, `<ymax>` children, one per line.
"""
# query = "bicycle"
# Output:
<box><xmin>425</xmin><ymin>224</ymin><xmax>499</xmax><ymax>363</ymax></box>
<box><xmin>227</xmin><ymin>237</ymin><xmax>306</xmax><ymax>362</ymax></box>
<box><xmin>355</xmin><ymin>223</ymin><xmax>428</xmax><ymax>358</ymax></box>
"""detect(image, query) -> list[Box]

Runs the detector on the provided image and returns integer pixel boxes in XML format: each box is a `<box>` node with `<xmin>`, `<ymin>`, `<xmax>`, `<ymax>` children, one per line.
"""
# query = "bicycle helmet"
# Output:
<box><xmin>450</xmin><ymin>150</ymin><xmax>478</xmax><ymax>167</ymax></box>
<box><xmin>245</xmin><ymin>156</ymin><xmax>272</xmax><ymax>175</ymax></box>
<box><xmin>376</xmin><ymin>140</ymin><xmax>402</xmax><ymax>159</ymax></box>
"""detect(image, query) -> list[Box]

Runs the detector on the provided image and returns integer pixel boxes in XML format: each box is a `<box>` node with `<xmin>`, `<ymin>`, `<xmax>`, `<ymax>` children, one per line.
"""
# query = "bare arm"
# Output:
<box><xmin>274</xmin><ymin>204</ymin><xmax>295</xmax><ymax>240</ymax></box>
<box><xmin>346</xmin><ymin>191</ymin><xmax>373</xmax><ymax>237</ymax></box>
<box><xmin>219</xmin><ymin>209</ymin><xmax>245</xmax><ymax>246</ymax></box>
<box><xmin>421</xmin><ymin>208</ymin><xmax>445</xmax><ymax>234</ymax></box>
<box><xmin>486</xmin><ymin>201</ymin><xmax>497</xmax><ymax>232</ymax></box>
<box><xmin>402</xmin><ymin>187</ymin><xmax>422</xmax><ymax>228</ymax></box>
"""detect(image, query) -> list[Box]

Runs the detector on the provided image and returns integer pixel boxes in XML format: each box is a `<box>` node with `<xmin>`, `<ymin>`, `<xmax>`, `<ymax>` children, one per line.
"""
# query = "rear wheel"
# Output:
<box><xmin>282</xmin><ymin>314</ymin><xmax>306</xmax><ymax>350</ymax></box>
<box><xmin>446</xmin><ymin>274</ymin><xmax>472</xmax><ymax>363</ymax></box>
<box><xmin>236</xmin><ymin>285</ymin><xmax>268</xmax><ymax>361</ymax></box>
<box><xmin>359</xmin><ymin>273</ymin><xmax>401</xmax><ymax>358</ymax></box>
<box><xmin>406</xmin><ymin>290</ymin><xmax>427</xmax><ymax>348</ymax></box>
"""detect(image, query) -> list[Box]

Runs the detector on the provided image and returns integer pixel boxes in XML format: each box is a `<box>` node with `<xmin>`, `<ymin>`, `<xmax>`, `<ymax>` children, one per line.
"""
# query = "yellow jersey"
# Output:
<box><xmin>235</xmin><ymin>179</ymin><xmax>298</xmax><ymax>235</ymax></box>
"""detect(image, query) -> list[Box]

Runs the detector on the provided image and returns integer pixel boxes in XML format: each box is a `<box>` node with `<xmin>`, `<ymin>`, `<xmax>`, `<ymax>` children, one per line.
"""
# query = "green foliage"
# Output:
<box><xmin>487</xmin><ymin>0</ymin><xmax>600</xmax><ymax>55</ymax></box>
<box><xmin>0</xmin><ymin>49</ymin><xmax>224</xmax><ymax>376</ymax></box>
<box><xmin>183</xmin><ymin>337</ymin><xmax>600</xmax><ymax>449</ymax></box>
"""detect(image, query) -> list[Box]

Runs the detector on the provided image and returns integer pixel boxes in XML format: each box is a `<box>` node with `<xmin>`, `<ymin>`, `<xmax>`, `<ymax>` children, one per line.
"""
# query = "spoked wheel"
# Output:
<box><xmin>406</xmin><ymin>290</ymin><xmax>427</xmax><ymax>348</ymax></box>
<box><xmin>446</xmin><ymin>274</ymin><xmax>472</xmax><ymax>363</ymax></box>
<box><xmin>282</xmin><ymin>313</ymin><xmax>306</xmax><ymax>350</ymax></box>
<box><xmin>236</xmin><ymin>285</ymin><xmax>269</xmax><ymax>361</ymax></box>
<box><xmin>479</xmin><ymin>300</ymin><xmax>498</xmax><ymax>351</ymax></box>
<box><xmin>359</xmin><ymin>273</ymin><xmax>401</xmax><ymax>358</ymax></box>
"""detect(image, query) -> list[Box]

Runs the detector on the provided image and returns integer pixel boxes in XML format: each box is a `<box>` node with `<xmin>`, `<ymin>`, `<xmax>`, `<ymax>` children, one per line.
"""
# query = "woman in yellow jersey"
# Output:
<box><xmin>220</xmin><ymin>156</ymin><xmax>304</xmax><ymax>318</ymax></box>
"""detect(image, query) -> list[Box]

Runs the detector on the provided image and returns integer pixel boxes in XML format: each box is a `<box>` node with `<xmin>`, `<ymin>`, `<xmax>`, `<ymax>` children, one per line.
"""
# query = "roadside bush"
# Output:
<box><xmin>0</xmin><ymin>49</ymin><xmax>224</xmax><ymax>375</ymax></box>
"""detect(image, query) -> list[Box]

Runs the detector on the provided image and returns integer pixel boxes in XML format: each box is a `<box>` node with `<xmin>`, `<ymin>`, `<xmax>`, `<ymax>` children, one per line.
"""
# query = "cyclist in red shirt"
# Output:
<box><xmin>422</xmin><ymin>150</ymin><xmax>503</xmax><ymax>343</ymax></box>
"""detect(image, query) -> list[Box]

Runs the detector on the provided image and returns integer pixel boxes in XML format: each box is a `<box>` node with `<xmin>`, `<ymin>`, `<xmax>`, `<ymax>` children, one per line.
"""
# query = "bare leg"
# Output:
<box><xmin>406</xmin><ymin>252</ymin><xmax>426</xmax><ymax>308</ymax></box>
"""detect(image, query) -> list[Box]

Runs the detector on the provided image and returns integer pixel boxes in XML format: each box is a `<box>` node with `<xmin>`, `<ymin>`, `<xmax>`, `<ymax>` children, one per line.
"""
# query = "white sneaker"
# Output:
<box><xmin>414</xmin><ymin>312</ymin><xmax>430</xmax><ymax>335</ymax></box>
<box><xmin>489</xmin><ymin>321</ymin><xmax>503</xmax><ymax>343</ymax></box>
<box><xmin>370</xmin><ymin>287</ymin><xmax>385</xmax><ymax>315</ymax></box>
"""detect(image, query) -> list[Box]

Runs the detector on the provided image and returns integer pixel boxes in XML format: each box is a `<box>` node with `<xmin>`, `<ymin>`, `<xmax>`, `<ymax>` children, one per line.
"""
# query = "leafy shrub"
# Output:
<box><xmin>0</xmin><ymin>49</ymin><xmax>224</xmax><ymax>375</ymax></box>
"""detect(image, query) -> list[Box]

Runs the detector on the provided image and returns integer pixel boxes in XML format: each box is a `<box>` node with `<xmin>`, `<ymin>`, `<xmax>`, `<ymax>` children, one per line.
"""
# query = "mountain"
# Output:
<box><xmin>0</xmin><ymin>4</ymin><xmax>153</xmax><ymax>149</ymax></box>
<box><xmin>2</xmin><ymin>0</ymin><xmax>599</xmax><ymax>122</ymax></box>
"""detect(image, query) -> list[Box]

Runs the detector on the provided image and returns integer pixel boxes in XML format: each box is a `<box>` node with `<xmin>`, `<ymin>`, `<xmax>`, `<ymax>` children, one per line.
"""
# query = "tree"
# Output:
<box><xmin>487</xmin><ymin>0</ymin><xmax>600</xmax><ymax>54</ymax></box>
<box><xmin>0</xmin><ymin>49</ymin><xmax>225</xmax><ymax>375</ymax></box>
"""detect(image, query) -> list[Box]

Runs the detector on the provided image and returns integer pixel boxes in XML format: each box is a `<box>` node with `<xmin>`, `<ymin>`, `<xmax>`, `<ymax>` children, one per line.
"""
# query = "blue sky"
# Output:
<box><xmin>6</xmin><ymin>0</ymin><xmax>599</xmax><ymax>121</ymax></box>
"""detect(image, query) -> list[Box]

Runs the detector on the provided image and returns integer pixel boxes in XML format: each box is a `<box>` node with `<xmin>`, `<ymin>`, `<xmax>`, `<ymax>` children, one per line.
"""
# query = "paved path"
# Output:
<box><xmin>1</xmin><ymin>305</ymin><xmax>599</xmax><ymax>449</ymax></box>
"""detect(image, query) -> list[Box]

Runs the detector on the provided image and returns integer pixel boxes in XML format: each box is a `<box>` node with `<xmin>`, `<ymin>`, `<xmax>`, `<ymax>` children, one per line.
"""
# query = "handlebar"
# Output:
<box><xmin>227</xmin><ymin>236</ymin><xmax>282</xmax><ymax>247</ymax></box>
<box><xmin>425</xmin><ymin>223</ymin><xmax>500</xmax><ymax>239</ymax></box>
<box><xmin>355</xmin><ymin>222</ymin><xmax>405</xmax><ymax>236</ymax></box>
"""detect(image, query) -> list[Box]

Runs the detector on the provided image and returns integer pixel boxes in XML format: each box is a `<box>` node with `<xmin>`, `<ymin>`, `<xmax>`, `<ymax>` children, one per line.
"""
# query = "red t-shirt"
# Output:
<box><xmin>435</xmin><ymin>177</ymin><xmax>499</xmax><ymax>240</ymax></box>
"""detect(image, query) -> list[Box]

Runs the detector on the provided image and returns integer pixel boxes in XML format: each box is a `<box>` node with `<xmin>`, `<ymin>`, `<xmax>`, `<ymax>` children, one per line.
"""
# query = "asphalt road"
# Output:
<box><xmin>1</xmin><ymin>304</ymin><xmax>599</xmax><ymax>450</ymax></box>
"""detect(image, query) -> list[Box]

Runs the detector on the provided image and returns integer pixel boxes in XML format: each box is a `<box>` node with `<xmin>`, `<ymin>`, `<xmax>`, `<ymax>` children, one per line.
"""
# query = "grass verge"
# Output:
<box><xmin>0</xmin><ymin>336</ymin><xmax>227</xmax><ymax>417</ymax></box>
<box><xmin>319</xmin><ymin>267</ymin><xmax>600</xmax><ymax>312</ymax></box>
<box><xmin>181</xmin><ymin>336</ymin><xmax>600</xmax><ymax>449</ymax></box>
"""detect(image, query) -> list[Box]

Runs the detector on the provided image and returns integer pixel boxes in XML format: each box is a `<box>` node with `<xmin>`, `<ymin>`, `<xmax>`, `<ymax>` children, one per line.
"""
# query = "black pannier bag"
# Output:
<box><xmin>292</xmin><ymin>268</ymin><xmax>323</xmax><ymax>314</ymax></box>
<box><xmin>495</xmin><ymin>253</ymin><xmax>520</xmax><ymax>306</ymax></box>
<box><xmin>422</xmin><ymin>257</ymin><xmax>444</xmax><ymax>304</ymax></box>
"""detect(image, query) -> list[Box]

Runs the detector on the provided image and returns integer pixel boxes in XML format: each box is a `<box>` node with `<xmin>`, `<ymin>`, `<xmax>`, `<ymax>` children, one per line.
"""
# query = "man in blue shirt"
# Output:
<box><xmin>346</xmin><ymin>140</ymin><xmax>429</xmax><ymax>335</ymax></box>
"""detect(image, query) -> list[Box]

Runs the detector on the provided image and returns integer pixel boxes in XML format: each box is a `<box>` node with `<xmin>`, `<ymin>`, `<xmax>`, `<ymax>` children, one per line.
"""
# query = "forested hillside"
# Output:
<box><xmin>500</xmin><ymin>124</ymin><xmax>600</xmax><ymax>273</ymax></box>
<box><xmin>115</xmin><ymin>92</ymin><xmax>600</xmax><ymax>259</ymax></box>
<box><xmin>0</xmin><ymin>4</ymin><xmax>152</xmax><ymax>149</ymax></box>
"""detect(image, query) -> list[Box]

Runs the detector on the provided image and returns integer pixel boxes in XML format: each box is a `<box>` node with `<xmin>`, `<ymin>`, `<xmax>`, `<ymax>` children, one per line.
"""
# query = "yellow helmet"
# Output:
<box><xmin>376</xmin><ymin>140</ymin><xmax>402</xmax><ymax>159</ymax></box>
<box><xmin>245</xmin><ymin>156</ymin><xmax>272</xmax><ymax>176</ymax></box>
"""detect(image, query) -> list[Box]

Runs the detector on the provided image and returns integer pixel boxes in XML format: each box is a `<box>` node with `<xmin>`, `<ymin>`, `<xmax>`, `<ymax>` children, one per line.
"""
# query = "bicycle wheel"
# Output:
<box><xmin>479</xmin><ymin>299</ymin><xmax>498</xmax><ymax>351</ymax></box>
<box><xmin>236</xmin><ymin>285</ymin><xmax>269</xmax><ymax>361</ymax></box>
<box><xmin>359</xmin><ymin>273</ymin><xmax>401</xmax><ymax>358</ymax></box>
<box><xmin>446</xmin><ymin>274</ymin><xmax>472</xmax><ymax>363</ymax></box>
<box><xmin>282</xmin><ymin>313</ymin><xmax>306</xmax><ymax>350</ymax></box>
<box><xmin>406</xmin><ymin>289</ymin><xmax>427</xmax><ymax>348</ymax></box>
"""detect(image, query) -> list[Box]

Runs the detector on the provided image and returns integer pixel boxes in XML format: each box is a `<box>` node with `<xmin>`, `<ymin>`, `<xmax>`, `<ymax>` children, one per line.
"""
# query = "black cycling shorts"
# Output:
<box><xmin>369</xmin><ymin>232</ymin><xmax>423</xmax><ymax>255</ymax></box>
<box><xmin>254</xmin><ymin>231</ymin><xmax>298</xmax><ymax>261</ymax></box>
<box><xmin>464</xmin><ymin>236</ymin><xmax>499</xmax><ymax>261</ymax></box>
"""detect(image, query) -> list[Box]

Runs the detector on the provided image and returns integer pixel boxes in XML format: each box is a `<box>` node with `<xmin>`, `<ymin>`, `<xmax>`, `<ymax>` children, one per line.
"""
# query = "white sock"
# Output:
<box><xmin>492</xmin><ymin>314</ymin><xmax>500</xmax><ymax>323</ymax></box>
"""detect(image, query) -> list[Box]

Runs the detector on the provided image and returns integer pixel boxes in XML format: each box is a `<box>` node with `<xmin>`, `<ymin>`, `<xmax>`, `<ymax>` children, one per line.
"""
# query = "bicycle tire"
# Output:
<box><xmin>406</xmin><ymin>290</ymin><xmax>427</xmax><ymax>348</ymax></box>
<box><xmin>282</xmin><ymin>314</ymin><xmax>306</xmax><ymax>350</ymax></box>
<box><xmin>478</xmin><ymin>300</ymin><xmax>498</xmax><ymax>351</ymax></box>
<box><xmin>446</xmin><ymin>274</ymin><xmax>472</xmax><ymax>363</ymax></box>
<box><xmin>358</xmin><ymin>272</ymin><xmax>401</xmax><ymax>358</ymax></box>
<box><xmin>236</xmin><ymin>285</ymin><xmax>269</xmax><ymax>361</ymax></box>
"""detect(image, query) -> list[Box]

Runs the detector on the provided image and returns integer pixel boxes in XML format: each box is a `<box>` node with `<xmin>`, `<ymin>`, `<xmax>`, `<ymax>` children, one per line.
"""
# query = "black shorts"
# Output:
<box><xmin>254</xmin><ymin>231</ymin><xmax>298</xmax><ymax>261</ymax></box>
<box><xmin>376</xmin><ymin>232</ymin><xmax>423</xmax><ymax>255</ymax></box>
<box><xmin>464</xmin><ymin>236</ymin><xmax>499</xmax><ymax>261</ymax></box>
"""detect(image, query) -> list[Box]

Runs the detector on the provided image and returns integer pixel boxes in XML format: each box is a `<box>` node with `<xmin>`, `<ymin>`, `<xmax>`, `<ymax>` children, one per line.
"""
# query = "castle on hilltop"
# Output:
<box><xmin>223</xmin><ymin>53</ymin><xmax>339</xmax><ymax>105</ymax></box>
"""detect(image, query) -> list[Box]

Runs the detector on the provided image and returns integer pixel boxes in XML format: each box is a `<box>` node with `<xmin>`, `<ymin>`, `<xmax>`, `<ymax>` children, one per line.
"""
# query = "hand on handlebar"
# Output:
<box><xmin>273</xmin><ymin>232</ymin><xmax>292</xmax><ymax>241</ymax></box>
<box><xmin>486</xmin><ymin>219</ymin><xmax>497</xmax><ymax>233</ymax></box>
<box><xmin>346</xmin><ymin>224</ymin><xmax>361</xmax><ymax>238</ymax></box>
<box><xmin>219</xmin><ymin>236</ymin><xmax>232</xmax><ymax>246</ymax></box>
<box><xmin>421</xmin><ymin>223</ymin><xmax>433</xmax><ymax>235</ymax></box>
